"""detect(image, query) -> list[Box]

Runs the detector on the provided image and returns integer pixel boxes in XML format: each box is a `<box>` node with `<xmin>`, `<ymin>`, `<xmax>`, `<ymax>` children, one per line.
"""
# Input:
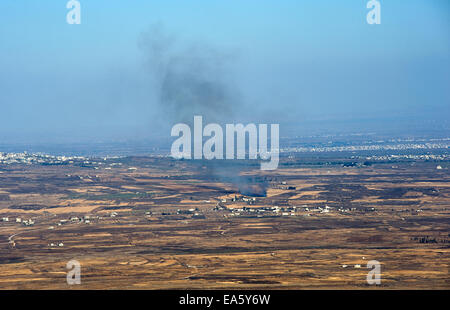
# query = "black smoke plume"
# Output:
<box><xmin>139</xmin><ymin>23</ymin><xmax>264</xmax><ymax>197</ymax></box>
<box><xmin>139</xmin><ymin>23</ymin><xmax>240</xmax><ymax>124</ymax></box>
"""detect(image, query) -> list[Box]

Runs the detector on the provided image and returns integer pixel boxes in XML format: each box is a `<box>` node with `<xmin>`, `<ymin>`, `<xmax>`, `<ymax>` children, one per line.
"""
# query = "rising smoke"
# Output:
<box><xmin>139</xmin><ymin>23</ymin><xmax>241</xmax><ymax>124</ymax></box>
<box><xmin>139</xmin><ymin>23</ymin><xmax>266</xmax><ymax>197</ymax></box>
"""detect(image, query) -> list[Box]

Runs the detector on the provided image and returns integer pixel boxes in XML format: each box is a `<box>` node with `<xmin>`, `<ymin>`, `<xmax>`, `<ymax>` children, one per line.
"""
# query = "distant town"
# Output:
<box><xmin>1</xmin><ymin>136</ymin><xmax>448</xmax><ymax>166</ymax></box>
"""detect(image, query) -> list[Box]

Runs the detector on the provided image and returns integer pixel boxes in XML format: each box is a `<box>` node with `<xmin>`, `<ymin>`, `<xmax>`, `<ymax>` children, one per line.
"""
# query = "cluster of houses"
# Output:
<box><xmin>341</xmin><ymin>264</ymin><xmax>362</xmax><ymax>269</ymax></box>
<box><xmin>214</xmin><ymin>204</ymin><xmax>300</xmax><ymax>217</ymax></box>
<box><xmin>156</xmin><ymin>208</ymin><xmax>205</xmax><ymax>219</ymax></box>
<box><xmin>48</xmin><ymin>242</ymin><xmax>64</xmax><ymax>247</ymax></box>
<box><xmin>176</xmin><ymin>208</ymin><xmax>199</xmax><ymax>215</ymax></box>
<box><xmin>178</xmin><ymin>208</ymin><xmax>205</xmax><ymax>218</ymax></box>
<box><xmin>22</xmin><ymin>219</ymin><xmax>35</xmax><ymax>226</ymax></box>
<box><xmin>57</xmin><ymin>215</ymin><xmax>94</xmax><ymax>226</ymax></box>
<box><xmin>1</xmin><ymin>217</ymin><xmax>35</xmax><ymax>226</ymax></box>
<box><xmin>212</xmin><ymin>196</ymin><xmax>382</xmax><ymax>218</ymax></box>
<box><xmin>66</xmin><ymin>174</ymin><xmax>100</xmax><ymax>180</ymax></box>
<box><xmin>272</xmin><ymin>181</ymin><xmax>296</xmax><ymax>190</ymax></box>
<box><xmin>212</xmin><ymin>203</ymin><xmax>363</xmax><ymax>218</ymax></box>
<box><xmin>221</xmin><ymin>196</ymin><xmax>258</xmax><ymax>204</ymax></box>
<box><xmin>0</xmin><ymin>152</ymin><xmax>88</xmax><ymax>165</ymax></box>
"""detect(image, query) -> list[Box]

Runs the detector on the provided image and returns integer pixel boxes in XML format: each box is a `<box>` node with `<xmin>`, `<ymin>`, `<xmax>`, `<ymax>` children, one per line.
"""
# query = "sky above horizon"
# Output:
<box><xmin>0</xmin><ymin>0</ymin><xmax>449</xmax><ymax>143</ymax></box>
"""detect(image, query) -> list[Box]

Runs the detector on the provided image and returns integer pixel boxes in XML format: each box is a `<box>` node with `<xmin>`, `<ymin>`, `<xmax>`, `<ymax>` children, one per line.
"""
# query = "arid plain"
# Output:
<box><xmin>0</xmin><ymin>156</ymin><xmax>448</xmax><ymax>289</ymax></box>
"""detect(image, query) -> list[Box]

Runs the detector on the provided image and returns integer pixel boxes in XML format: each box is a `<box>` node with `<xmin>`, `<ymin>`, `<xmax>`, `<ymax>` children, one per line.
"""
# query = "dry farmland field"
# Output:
<box><xmin>0</xmin><ymin>156</ymin><xmax>448</xmax><ymax>289</ymax></box>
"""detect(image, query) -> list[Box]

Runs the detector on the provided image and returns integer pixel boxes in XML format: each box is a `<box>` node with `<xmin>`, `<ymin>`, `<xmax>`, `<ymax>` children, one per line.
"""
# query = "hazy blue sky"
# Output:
<box><xmin>0</xmin><ymin>0</ymin><xmax>449</xmax><ymax>143</ymax></box>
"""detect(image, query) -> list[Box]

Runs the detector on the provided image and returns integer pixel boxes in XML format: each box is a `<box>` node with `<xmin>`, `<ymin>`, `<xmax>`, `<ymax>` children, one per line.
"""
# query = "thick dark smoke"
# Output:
<box><xmin>191</xmin><ymin>161</ymin><xmax>269</xmax><ymax>197</ymax></box>
<box><xmin>139</xmin><ymin>24</ymin><xmax>264</xmax><ymax>196</ymax></box>
<box><xmin>237</xmin><ymin>183</ymin><xmax>268</xmax><ymax>197</ymax></box>
<box><xmin>139</xmin><ymin>23</ymin><xmax>240</xmax><ymax>124</ymax></box>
